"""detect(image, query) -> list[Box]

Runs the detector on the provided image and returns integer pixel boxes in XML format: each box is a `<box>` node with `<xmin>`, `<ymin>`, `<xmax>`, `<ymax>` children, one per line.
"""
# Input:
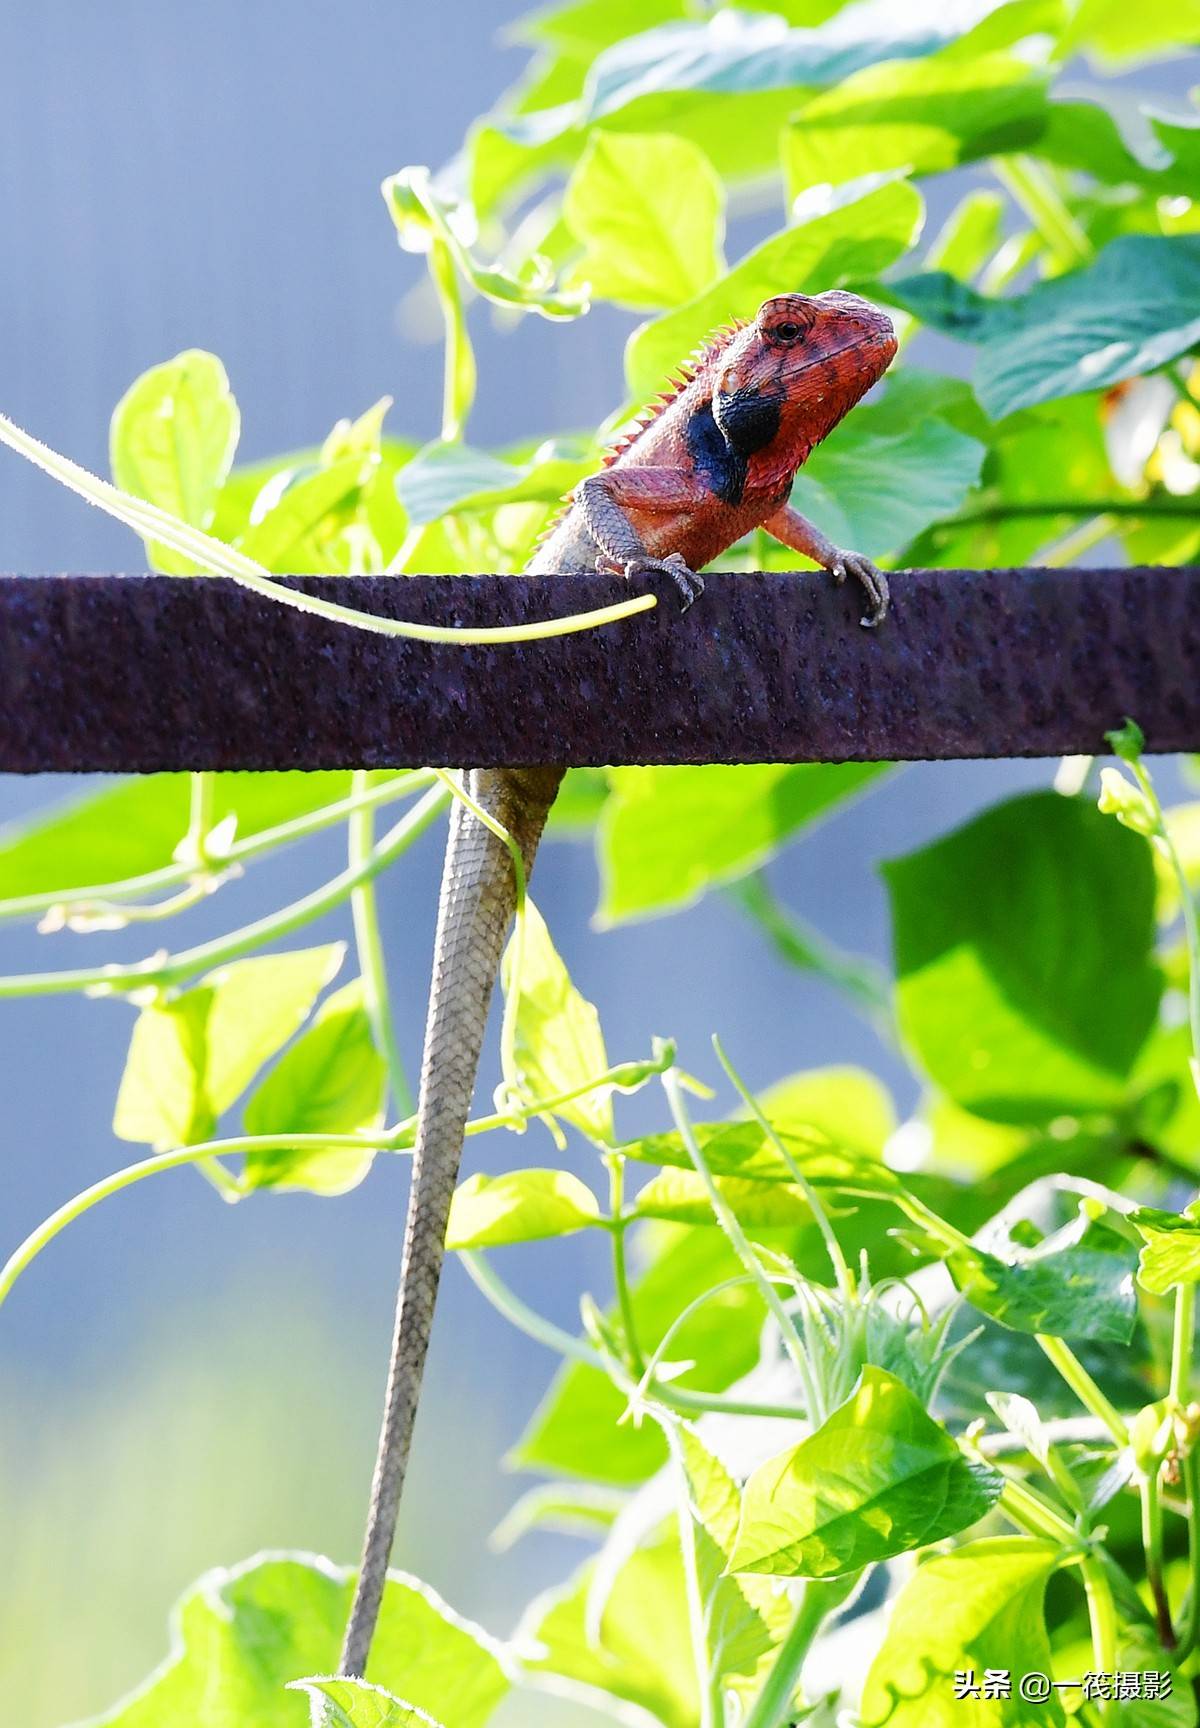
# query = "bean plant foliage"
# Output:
<box><xmin>3</xmin><ymin>3</ymin><xmax>1200</xmax><ymax>1726</ymax></box>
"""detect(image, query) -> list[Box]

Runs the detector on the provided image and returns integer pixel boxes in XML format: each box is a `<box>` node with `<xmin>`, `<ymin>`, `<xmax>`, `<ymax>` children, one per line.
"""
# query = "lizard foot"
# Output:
<box><xmin>596</xmin><ymin>551</ymin><xmax>704</xmax><ymax>612</ymax></box>
<box><xmin>829</xmin><ymin>551</ymin><xmax>889</xmax><ymax>629</ymax></box>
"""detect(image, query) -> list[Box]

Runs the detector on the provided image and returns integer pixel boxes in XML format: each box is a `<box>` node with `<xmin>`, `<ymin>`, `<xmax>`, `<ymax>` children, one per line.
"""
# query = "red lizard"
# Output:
<box><xmin>339</xmin><ymin>288</ymin><xmax>897</xmax><ymax>1676</ymax></box>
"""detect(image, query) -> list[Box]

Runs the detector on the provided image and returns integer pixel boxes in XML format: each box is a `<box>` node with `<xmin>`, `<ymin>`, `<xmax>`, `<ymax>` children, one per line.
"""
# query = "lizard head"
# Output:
<box><xmin>712</xmin><ymin>290</ymin><xmax>896</xmax><ymax>476</ymax></box>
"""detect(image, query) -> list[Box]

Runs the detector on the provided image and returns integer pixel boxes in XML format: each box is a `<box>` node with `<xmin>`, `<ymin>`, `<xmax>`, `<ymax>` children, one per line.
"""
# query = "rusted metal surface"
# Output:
<box><xmin>0</xmin><ymin>567</ymin><xmax>1196</xmax><ymax>772</ymax></box>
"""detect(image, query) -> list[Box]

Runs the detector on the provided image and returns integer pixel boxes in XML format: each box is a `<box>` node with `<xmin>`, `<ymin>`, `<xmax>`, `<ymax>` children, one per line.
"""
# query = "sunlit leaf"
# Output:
<box><xmin>79</xmin><ymin>1553</ymin><xmax>507</xmax><ymax>1728</ymax></box>
<box><xmin>563</xmin><ymin>131</ymin><xmax>725</xmax><ymax>309</ymax></box>
<box><xmin>947</xmin><ymin>1203</ymin><xmax>1140</xmax><ymax>1342</ymax></box>
<box><xmin>759</xmin><ymin>1066</ymin><xmax>896</xmax><ymax>1157</ymax></box>
<box><xmin>626</xmin><ymin>175</ymin><xmax>922</xmax><ymax>401</ymax></box>
<box><xmin>110</xmin><ymin>349</ymin><xmax>240</xmax><ymax>574</ymax></box>
<box><xmin>884</xmin><ymin>792</ymin><xmax>1162</xmax><ymax>1121</ymax></box>
<box><xmin>1130</xmin><ymin>1201</ymin><xmax>1200</xmax><ymax>1295</ymax></box>
<box><xmin>598</xmin><ymin>762</ymin><xmax>887</xmax><ymax>925</ymax></box>
<box><xmin>783</xmin><ymin>52</ymin><xmax>1046</xmax><ymax>195</ymax></box>
<box><xmin>730</xmin><ymin>1367</ymin><xmax>1001</xmax><ymax>1576</ymax></box>
<box><xmin>240</xmin><ymin>979</ymin><xmax>386</xmax><ymax>1195</ymax></box>
<box><xmin>502</xmin><ymin>898</ymin><xmax>613</xmax><ymax>1142</ymax></box>
<box><xmin>290</xmin><ymin>1678</ymin><xmax>440</xmax><ymax>1728</ymax></box>
<box><xmin>446</xmin><ymin>1168</ymin><xmax>602</xmax><ymax>1248</ymax></box>
<box><xmin>619</xmin><ymin>1117</ymin><xmax>902</xmax><ymax>1195</ymax></box>
<box><xmin>113</xmin><ymin>946</ymin><xmax>344</xmax><ymax>1148</ymax></box>
<box><xmin>393</xmin><ymin>440</ymin><xmax>590</xmax><ymax>528</ymax></box>
<box><xmin>859</xmin><ymin>1538</ymin><xmax>1065</xmax><ymax>1727</ymax></box>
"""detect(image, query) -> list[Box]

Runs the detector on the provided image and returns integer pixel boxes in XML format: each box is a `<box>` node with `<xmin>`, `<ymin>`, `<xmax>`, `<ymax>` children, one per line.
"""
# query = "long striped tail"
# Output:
<box><xmin>339</xmin><ymin>764</ymin><xmax>562</xmax><ymax>1677</ymax></box>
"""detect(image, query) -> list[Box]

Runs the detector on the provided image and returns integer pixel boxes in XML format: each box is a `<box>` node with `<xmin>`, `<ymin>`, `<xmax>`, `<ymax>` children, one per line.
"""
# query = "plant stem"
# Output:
<box><xmin>1175</xmin><ymin>1446</ymin><xmax>1200</xmax><ymax>1660</ymax></box>
<box><xmin>428</xmin><ymin>234</ymin><xmax>476</xmax><ymax>442</ymax></box>
<box><xmin>662</xmin><ymin>1064</ymin><xmax>818</xmax><ymax>1409</ymax></box>
<box><xmin>992</xmin><ymin>154</ymin><xmax>1092</xmax><ymax>270</ymax></box>
<box><xmin>1141</xmin><ymin>1469</ymin><xmax>1175</xmax><ymax>1648</ymax></box>
<box><xmin>0</xmin><ymin>771</ymin><xmax>435</xmax><ymax>925</ymax></box>
<box><xmin>726</xmin><ymin>873</ymin><xmax>892</xmax><ymax>1031</ymax></box>
<box><xmin>943</xmin><ymin>495</ymin><xmax>1200</xmax><ymax>530</ymax></box>
<box><xmin>0</xmin><ymin>784</ymin><xmax>451</xmax><ymax>1000</ymax></box>
<box><xmin>0</xmin><ymin>1132</ymin><xmax>394</xmax><ymax>1307</ymax></box>
<box><xmin>1036</xmin><ymin>1334</ymin><xmax>1129</xmax><ymax>1447</ymax></box>
<box><xmin>666</xmin><ymin>1425</ymin><xmax>723</xmax><ymax>1728</ymax></box>
<box><xmin>0</xmin><ymin>408</ymin><xmax>658</xmax><ymax>645</ymax></box>
<box><xmin>608</xmin><ymin>1156</ymin><xmax>644</xmax><ymax>1374</ymax></box>
<box><xmin>742</xmin><ymin>1574</ymin><xmax>857</xmax><ymax>1728</ymax></box>
<box><xmin>348</xmin><ymin>769</ymin><xmax>412</xmax><ymax>1117</ymax></box>
<box><xmin>713</xmin><ymin>1035</ymin><xmax>854</xmax><ymax>1300</ymax></box>
<box><xmin>1080</xmin><ymin>1554</ymin><xmax>1119</xmax><ymax>1723</ymax></box>
<box><xmin>186</xmin><ymin>771</ymin><xmax>216</xmax><ymax>860</ymax></box>
<box><xmin>995</xmin><ymin>1473</ymin><xmax>1081</xmax><ymax>1546</ymax></box>
<box><xmin>1172</xmin><ymin>1285</ymin><xmax>1196</xmax><ymax>1409</ymax></box>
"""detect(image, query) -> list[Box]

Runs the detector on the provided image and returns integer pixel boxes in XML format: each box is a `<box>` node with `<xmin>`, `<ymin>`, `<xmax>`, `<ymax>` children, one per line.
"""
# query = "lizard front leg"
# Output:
<box><xmin>575</xmin><ymin>469</ymin><xmax>710</xmax><ymax>609</ymax></box>
<box><xmin>763</xmin><ymin>502</ymin><xmax>889</xmax><ymax>627</ymax></box>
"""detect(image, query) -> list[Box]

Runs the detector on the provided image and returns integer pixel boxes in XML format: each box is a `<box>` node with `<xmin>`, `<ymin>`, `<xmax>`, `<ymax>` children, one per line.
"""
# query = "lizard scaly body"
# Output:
<box><xmin>339</xmin><ymin>288</ymin><xmax>897</xmax><ymax>1675</ymax></box>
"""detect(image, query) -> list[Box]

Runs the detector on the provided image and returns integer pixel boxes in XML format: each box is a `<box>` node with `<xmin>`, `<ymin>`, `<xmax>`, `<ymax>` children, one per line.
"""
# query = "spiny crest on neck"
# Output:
<box><xmin>601</xmin><ymin>317</ymin><xmax>747</xmax><ymax>467</ymax></box>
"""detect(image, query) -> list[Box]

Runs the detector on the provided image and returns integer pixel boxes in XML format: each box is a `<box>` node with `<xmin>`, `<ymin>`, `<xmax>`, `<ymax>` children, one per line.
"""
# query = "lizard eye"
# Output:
<box><xmin>769</xmin><ymin>320</ymin><xmax>803</xmax><ymax>344</ymax></box>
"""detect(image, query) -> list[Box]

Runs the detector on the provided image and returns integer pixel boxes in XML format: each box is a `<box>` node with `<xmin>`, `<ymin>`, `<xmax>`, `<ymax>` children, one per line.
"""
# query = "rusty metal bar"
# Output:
<box><xmin>0</xmin><ymin>567</ymin><xmax>1196</xmax><ymax>772</ymax></box>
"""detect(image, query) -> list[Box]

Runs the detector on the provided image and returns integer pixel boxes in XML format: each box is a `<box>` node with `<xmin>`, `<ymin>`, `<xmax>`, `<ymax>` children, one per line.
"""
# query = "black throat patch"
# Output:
<box><xmin>688</xmin><ymin>390</ymin><xmax>783</xmax><ymax>506</ymax></box>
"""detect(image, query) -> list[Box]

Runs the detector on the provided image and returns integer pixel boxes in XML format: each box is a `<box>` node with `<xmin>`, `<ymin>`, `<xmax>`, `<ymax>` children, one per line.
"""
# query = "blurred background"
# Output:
<box><xmin>0</xmin><ymin>5</ymin><xmax>1195</xmax><ymax>1723</ymax></box>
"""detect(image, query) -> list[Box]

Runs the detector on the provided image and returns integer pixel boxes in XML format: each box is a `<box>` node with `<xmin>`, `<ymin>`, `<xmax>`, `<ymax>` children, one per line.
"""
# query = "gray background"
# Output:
<box><xmin>0</xmin><ymin>5</ymin><xmax>1191</xmax><ymax>1722</ymax></box>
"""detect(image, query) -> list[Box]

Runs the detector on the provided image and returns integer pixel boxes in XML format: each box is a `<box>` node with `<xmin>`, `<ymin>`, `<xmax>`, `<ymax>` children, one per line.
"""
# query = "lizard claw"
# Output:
<box><xmin>598</xmin><ymin>550</ymin><xmax>704</xmax><ymax>613</ymax></box>
<box><xmin>830</xmin><ymin>551</ymin><xmax>889</xmax><ymax>628</ymax></box>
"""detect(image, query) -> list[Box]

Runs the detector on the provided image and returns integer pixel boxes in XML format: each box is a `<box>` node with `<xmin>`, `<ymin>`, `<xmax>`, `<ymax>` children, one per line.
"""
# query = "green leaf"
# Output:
<box><xmin>110</xmin><ymin>349</ymin><xmax>240</xmax><ymax>574</ymax></box>
<box><xmin>1130</xmin><ymin>1201</ymin><xmax>1200</xmax><ymax>1295</ymax></box>
<box><xmin>889</xmin><ymin>236</ymin><xmax>1200</xmax><ymax>418</ymax></box>
<box><xmin>517</xmin><ymin>1529</ymin><xmax>698</xmax><ymax>1728</ymax></box>
<box><xmin>80</xmin><ymin>1553</ymin><xmax>508</xmax><ymax>1728</ymax></box>
<box><xmin>759</xmin><ymin>1066</ymin><xmax>896</xmax><ymax>1157</ymax></box>
<box><xmin>240</xmin><ymin>979</ymin><xmax>386</xmax><ymax>1195</ymax></box>
<box><xmin>619</xmin><ymin>1117</ymin><xmax>902</xmax><ymax>1196</ymax></box>
<box><xmin>290</xmin><ymin>1679</ymin><xmax>440</xmax><ymax>1728</ymax></box>
<box><xmin>634</xmin><ymin>1168</ymin><xmax>818</xmax><ymax>1229</ymax></box>
<box><xmin>113</xmin><ymin>946</ymin><xmax>344</xmax><ymax>1148</ymax></box>
<box><xmin>783</xmin><ymin>52</ymin><xmax>1047</xmax><ymax>195</ymax></box>
<box><xmin>563</xmin><ymin>131</ymin><xmax>725</xmax><ymax>309</ymax></box>
<box><xmin>947</xmin><ymin>1203</ymin><xmax>1140</xmax><ymax>1342</ymax></box>
<box><xmin>884</xmin><ymin>791</ymin><xmax>1162</xmax><ymax>1122</ymax></box>
<box><xmin>788</xmin><ymin>371</ymin><xmax>986</xmax><ymax>560</ymax></box>
<box><xmin>502</xmin><ymin>899</ymin><xmax>613</xmax><ymax>1141</ymax></box>
<box><xmin>0</xmin><ymin>771</ymin><xmax>369</xmax><ymax>905</ymax></box>
<box><xmin>625</xmin><ymin>175</ymin><xmax>922</xmax><ymax>400</ymax></box>
<box><xmin>859</xmin><ymin>1538</ymin><xmax>1065</xmax><ymax>1727</ymax></box>
<box><xmin>237</xmin><ymin>456</ymin><xmax>372</xmax><ymax>573</ymax></box>
<box><xmin>598</xmin><ymin>762</ymin><xmax>887</xmax><ymax>924</ymax></box>
<box><xmin>446</xmin><ymin>1168</ymin><xmax>602</xmax><ymax>1248</ymax></box>
<box><xmin>1057</xmin><ymin>0</ymin><xmax>1200</xmax><ymax>66</ymax></box>
<box><xmin>393</xmin><ymin>440</ymin><xmax>590</xmax><ymax>529</ymax></box>
<box><xmin>926</xmin><ymin>189</ymin><xmax>1006</xmax><ymax>281</ymax></box>
<box><xmin>514</xmin><ymin>1228</ymin><xmax>765</xmax><ymax>1483</ymax></box>
<box><xmin>729</xmin><ymin>1366</ymin><xmax>1002</xmax><ymax>1577</ymax></box>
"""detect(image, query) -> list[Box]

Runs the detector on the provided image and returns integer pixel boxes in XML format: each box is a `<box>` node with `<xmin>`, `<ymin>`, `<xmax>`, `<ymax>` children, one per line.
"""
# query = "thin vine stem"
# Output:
<box><xmin>0</xmin><ymin>770</ymin><xmax>435</xmax><ymax>925</ymax></box>
<box><xmin>348</xmin><ymin>769</ymin><xmax>412</xmax><ymax>1117</ymax></box>
<box><xmin>0</xmin><ymin>409</ymin><xmax>658</xmax><ymax>644</ymax></box>
<box><xmin>1036</xmin><ymin>1334</ymin><xmax>1129</xmax><ymax>1447</ymax></box>
<box><xmin>742</xmin><ymin>1575</ymin><xmax>857</xmax><ymax>1728</ymax></box>
<box><xmin>0</xmin><ymin>784</ymin><xmax>451</xmax><ymax>1000</ymax></box>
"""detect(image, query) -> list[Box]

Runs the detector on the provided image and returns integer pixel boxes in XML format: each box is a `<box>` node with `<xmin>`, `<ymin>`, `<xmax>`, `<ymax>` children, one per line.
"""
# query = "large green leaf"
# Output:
<box><xmin>1130</xmin><ymin>1202</ymin><xmax>1200</xmax><ymax>1295</ymax></box>
<box><xmin>625</xmin><ymin>176</ymin><xmax>922</xmax><ymax>401</ymax></box>
<box><xmin>517</xmin><ymin>1530</ymin><xmax>697</xmax><ymax>1728</ymax></box>
<box><xmin>859</xmin><ymin>1538</ymin><xmax>1065</xmax><ymax>1727</ymax></box>
<box><xmin>889</xmin><ymin>236</ymin><xmax>1200</xmax><ymax>417</ymax></box>
<box><xmin>787</xmin><ymin>371</ymin><xmax>986</xmax><ymax>560</ymax></box>
<box><xmin>729</xmin><ymin>1366</ymin><xmax>1001</xmax><ymax>1576</ymax></box>
<box><xmin>0</xmin><ymin>772</ymin><xmax>369</xmax><ymax>904</ymax></box>
<box><xmin>760</xmin><ymin>1065</ymin><xmax>896</xmax><ymax>1157</ymax></box>
<box><xmin>501</xmin><ymin>899</ymin><xmax>613</xmax><ymax>1142</ymax></box>
<box><xmin>563</xmin><ymin>131</ymin><xmax>725</xmax><ymax>309</ymax></box>
<box><xmin>1057</xmin><ymin>0</ymin><xmax>1200</xmax><ymax>66</ymax></box>
<box><xmin>80</xmin><ymin>1553</ymin><xmax>508</xmax><ymax>1728</ymax></box>
<box><xmin>393</xmin><ymin>440</ymin><xmax>590</xmax><ymax>529</ymax></box>
<box><xmin>884</xmin><ymin>792</ymin><xmax>1162</xmax><ymax>1122</ymax></box>
<box><xmin>513</xmin><ymin>1228</ymin><xmax>765</xmax><ymax>1483</ymax></box>
<box><xmin>113</xmin><ymin>947</ymin><xmax>344</xmax><ymax>1149</ymax></box>
<box><xmin>783</xmin><ymin>51</ymin><xmax>1047</xmax><ymax>194</ymax></box>
<box><xmin>237</xmin><ymin>456</ymin><xmax>372</xmax><ymax>573</ymax></box>
<box><xmin>446</xmin><ymin>1168</ymin><xmax>602</xmax><ymax>1248</ymax></box>
<box><xmin>110</xmin><ymin>349</ymin><xmax>240</xmax><ymax>574</ymax></box>
<box><xmin>598</xmin><ymin>762</ymin><xmax>887</xmax><ymax>925</ymax></box>
<box><xmin>240</xmin><ymin>979</ymin><xmax>386</xmax><ymax>1195</ymax></box>
<box><xmin>947</xmin><ymin>1203</ymin><xmax>1140</xmax><ymax>1342</ymax></box>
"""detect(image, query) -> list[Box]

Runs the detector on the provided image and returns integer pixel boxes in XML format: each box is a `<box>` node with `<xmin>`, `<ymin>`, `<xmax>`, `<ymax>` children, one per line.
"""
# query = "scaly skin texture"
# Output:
<box><xmin>339</xmin><ymin>289</ymin><xmax>897</xmax><ymax>1677</ymax></box>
